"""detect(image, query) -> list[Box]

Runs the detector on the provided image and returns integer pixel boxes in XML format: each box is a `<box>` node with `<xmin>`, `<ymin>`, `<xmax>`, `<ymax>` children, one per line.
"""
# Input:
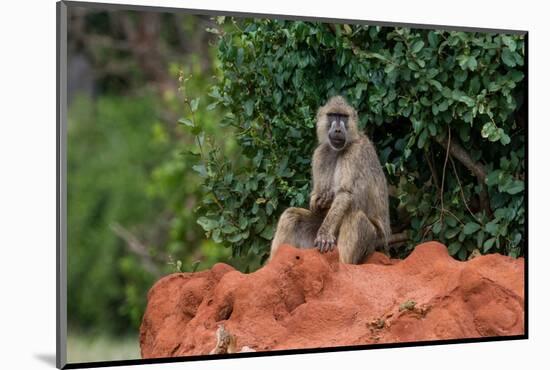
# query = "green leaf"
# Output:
<box><xmin>501</xmin><ymin>48</ymin><xmax>516</xmax><ymax>67</ymax></box>
<box><xmin>500</xmin><ymin>133</ymin><xmax>511</xmax><ymax>145</ymax></box>
<box><xmin>485</xmin><ymin>220</ymin><xmax>499</xmax><ymax>236</ymax></box>
<box><xmin>212</xmin><ymin>229</ymin><xmax>222</xmax><ymax>243</ymax></box>
<box><xmin>505</xmin><ymin>180</ymin><xmax>524</xmax><ymax>195</ymax></box>
<box><xmin>509</xmin><ymin>70</ymin><xmax>524</xmax><ymax>83</ymax></box>
<box><xmin>481</xmin><ymin>122</ymin><xmax>502</xmax><ymax>142</ymax></box>
<box><xmin>501</xmin><ymin>35</ymin><xmax>517</xmax><ymax>52</ymax></box>
<box><xmin>428</xmin><ymin>31</ymin><xmax>438</xmax><ymax>47</ymax></box>
<box><xmin>355</xmin><ymin>82</ymin><xmax>369</xmax><ymax>99</ymax></box>
<box><xmin>448</xmin><ymin>242</ymin><xmax>461</xmax><ymax>256</ymax></box>
<box><xmin>446</xmin><ymin>216</ymin><xmax>458</xmax><ymax>228</ymax></box>
<box><xmin>197</xmin><ymin>216</ymin><xmax>218</xmax><ymax>231</ymax></box>
<box><xmin>384</xmin><ymin>63</ymin><xmax>396</xmax><ymax>74</ymax></box>
<box><xmin>273</xmin><ymin>90</ymin><xmax>282</xmax><ymax>105</ymax></box>
<box><xmin>411</xmin><ymin>40</ymin><xmax>425</xmax><ymax>53</ymax></box>
<box><xmin>428</xmin><ymin>79</ymin><xmax>443</xmax><ymax>91</ymax></box>
<box><xmin>259</xmin><ymin>225</ymin><xmax>274</xmax><ymax>240</ymax></box>
<box><xmin>432</xmin><ymin>221</ymin><xmax>442</xmax><ymax>234</ymax></box>
<box><xmin>177</xmin><ymin>118</ymin><xmax>194</xmax><ymax>127</ymax></box>
<box><xmin>452</xmin><ymin>91</ymin><xmax>475</xmax><ymax>107</ymax></box>
<box><xmin>190</xmin><ymin>98</ymin><xmax>200</xmax><ymax>112</ymax></box>
<box><xmin>192</xmin><ymin>164</ymin><xmax>207</xmax><ymax>178</ymax></box>
<box><xmin>476</xmin><ymin>229</ymin><xmax>485</xmax><ymax>247</ymax></box>
<box><xmin>221</xmin><ymin>224</ymin><xmax>239</xmax><ymax>234</ymax></box>
<box><xmin>236</xmin><ymin>48</ymin><xmax>244</xmax><ymax>66</ymax></box>
<box><xmin>411</xmin><ymin>118</ymin><xmax>422</xmax><ymax>133</ymax></box>
<box><xmin>458</xmin><ymin>248</ymin><xmax>468</xmax><ymax>261</ymax></box>
<box><xmin>244</xmin><ymin>100</ymin><xmax>254</xmax><ymax>116</ymax></box>
<box><xmin>463</xmin><ymin>222</ymin><xmax>481</xmax><ymax>235</ymax></box>
<box><xmin>483</xmin><ymin>237</ymin><xmax>496</xmax><ymax>253</ymax></box>
<box><xmin>445</xmin><ymin>227</ymin><xmax>460</xmax><ymax>239</ymax></box>
<box><xmin>417</xmin><ymin>129</ymin><xmax>428</xmax><ymax>148</ymax></box>
<box><xmin>457</xmin><ymin>55</ymin><xmax>469</xmax><ymax>70</ymax></box>
<box><xmin>488</xmin><ymin>83</ymin><xmax>499</xmax><ymax>94</ymax></box>
<box><xmin>486</xmin><ymin>170</ymin><xmax>502</xmax><ymax>187</ymax></box>
<box><xmin>227</xmin><ymin>233</ymin><xmax>243</xmax><ymax>243</ymax></box>
<box><xmin>466</xmin><ymin>56</ymin><xmax>477</xmax><ymax>71</ymax></box>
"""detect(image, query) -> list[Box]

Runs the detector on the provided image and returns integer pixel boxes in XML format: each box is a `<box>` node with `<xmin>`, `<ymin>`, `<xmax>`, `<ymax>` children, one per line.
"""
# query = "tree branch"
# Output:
<box><xmin>435</xmin><ymin>135</ymin><xmax>493</xmax><ymax>216</ymax></box>
<box><xmin>115</xmin><ymin>12</ymin><xmax>177</xmax><ymax>93</ymax></box>
<box><xmin>425</xmin><ymin>149</ymin><xmax>440</xmax><ymax>194</ymax></box>
<box><xmin>439</xmin><ymin>126</ymin><xmax>452</xmax><ymax>221</ymax></box>
<box><xmin>111</xmin><ymin>223</ymin><xmax>162</xmax><ymax>276</ymax></box>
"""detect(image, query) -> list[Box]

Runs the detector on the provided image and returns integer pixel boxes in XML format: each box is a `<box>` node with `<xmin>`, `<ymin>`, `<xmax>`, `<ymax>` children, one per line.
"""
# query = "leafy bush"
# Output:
<box><xmin>186</xmin><ymin>19</ymin><xmax>525</xmax><ymax>262</ymax></box>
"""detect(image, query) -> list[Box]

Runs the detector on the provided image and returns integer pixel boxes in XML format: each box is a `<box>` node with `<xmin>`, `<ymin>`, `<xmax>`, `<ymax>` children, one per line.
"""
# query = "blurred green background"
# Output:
<box><xmin>66</xmin><ymin>7</ymin><xmax>250</xmax><ymax>363</ymax></box>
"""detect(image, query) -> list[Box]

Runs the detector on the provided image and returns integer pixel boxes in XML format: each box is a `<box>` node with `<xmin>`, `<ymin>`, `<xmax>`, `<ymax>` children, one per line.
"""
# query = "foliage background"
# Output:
<box><xmin>189</xmin><ymin>19</ymin><xmax>525</xmax><ymax>263</ymax></box>
<box><xmin>66</xmin><ymin>7</ymin><xmax>525</xmax><ymax>363</ymax></box>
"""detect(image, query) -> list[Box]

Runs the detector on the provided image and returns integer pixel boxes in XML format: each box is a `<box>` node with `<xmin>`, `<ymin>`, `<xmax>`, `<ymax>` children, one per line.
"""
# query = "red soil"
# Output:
<box><xmin>139</xmin><ymin>242</ymin><xmax>524</xmax><ymax>358</ymax></box>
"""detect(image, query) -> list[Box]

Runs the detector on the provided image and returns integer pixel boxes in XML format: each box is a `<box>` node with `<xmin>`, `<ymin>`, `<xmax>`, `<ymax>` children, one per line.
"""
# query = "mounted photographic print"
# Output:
<box><xmin>57</xmin><ymin>1</ymin><xmax>527</xmax><ymax>368</ymax></box>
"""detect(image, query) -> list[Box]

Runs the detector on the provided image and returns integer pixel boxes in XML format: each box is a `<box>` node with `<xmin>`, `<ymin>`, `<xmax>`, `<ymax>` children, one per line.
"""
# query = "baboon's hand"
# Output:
<box><xmin>314</xmin><ymin>228</ymin><xmax>336</xmax><ymax>253</ymax></box>
<box><xmin>309</xmin><ymin>193</ymin><xmax>318</xmax><ymax>212</ymax></box>
<box><xmin>310</xmin><ymin>191</ymin><xmax>334</xmax><ymax>213</ymax></box>
<box><xmin>318</xmin><ymin>190</ymin><xmax>334</xmax><ymax>209</ymax></box>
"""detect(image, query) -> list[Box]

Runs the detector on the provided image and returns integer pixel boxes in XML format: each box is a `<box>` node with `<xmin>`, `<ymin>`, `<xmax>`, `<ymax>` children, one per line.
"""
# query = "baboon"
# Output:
<box><xmin>270</xmin><ymin>96</ymin><xmax>391</xmax><ymax>264</ymax></box>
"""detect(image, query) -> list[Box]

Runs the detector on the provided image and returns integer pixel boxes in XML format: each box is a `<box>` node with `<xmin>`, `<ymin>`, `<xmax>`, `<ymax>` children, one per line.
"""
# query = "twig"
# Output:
<box><xmin>442</xmin><ymin>208</ymin><xmax>465</xmax><ymax>226</ymax></box>
<box><xmin>110</xmin><ymin>223</ymin><xmax>161</xmax><ymax>276</ymax></box>
<box><xmin>422</xmin><ymin>217</ymin><xmax>439</xmax><ymax>239</ymax></box>
<box><xmin>450</xmin><ymin>158</ymin><xmax>482</xmax><ymax>223</ymax></box>
<box><xmin>439</xmin><ymin>126</ymin><xmax>451</xmax><ymax>222</ymax></box>
<box><xmin>435</xmin><ymin>134</ymin><xmax>493</xmax><ymax>216</ymax></box>
<box><xmin>425</xmin><ymin>148</ymin><xmax>440</xmax><ymax>194</ymax></box>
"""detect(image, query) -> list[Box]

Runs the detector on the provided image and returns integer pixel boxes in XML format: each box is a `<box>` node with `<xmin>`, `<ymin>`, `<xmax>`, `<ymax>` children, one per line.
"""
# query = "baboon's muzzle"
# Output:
<box><xmin>329</xmin><ymin>133</ymin><xmax>346</xmax><ymax>149</ymax></box>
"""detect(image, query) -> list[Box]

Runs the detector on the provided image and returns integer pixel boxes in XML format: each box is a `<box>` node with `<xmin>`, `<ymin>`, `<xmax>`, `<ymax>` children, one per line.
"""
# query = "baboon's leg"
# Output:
<box><xmin>337</xmin><ymin>210</ymin><xmax>378</xmax><ymax>264</ymax></box>
<box><xmin>270</xmin><ymin>207</ymin><xmax>323</xmax><ymax>260</ymax></box>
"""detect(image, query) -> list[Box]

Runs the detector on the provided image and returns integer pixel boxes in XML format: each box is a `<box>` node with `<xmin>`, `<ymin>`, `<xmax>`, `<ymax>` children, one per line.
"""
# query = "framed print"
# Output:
<box><xmin>57</xmin><ymin>1</ymin><xmax>527</xmax><ymax>368</ymax></box>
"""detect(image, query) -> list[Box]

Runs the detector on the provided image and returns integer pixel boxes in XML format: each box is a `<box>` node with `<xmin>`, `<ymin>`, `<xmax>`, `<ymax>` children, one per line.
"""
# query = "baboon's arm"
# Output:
<box><xmin>310</xmin><ymin>146</ymin><xmax>335</xmax><ymax>212</ymax></box>
<box><xmin>317</xmin><ymin>147</ymin><xmax>358</xmax><ymax>235</ymax></box>
<box><xmin>319</xmin><ymin>190</ymin><xmax>352</xmax><ymax>235</ymax></box>
<box><xmin>311</xmin><ymin>147</ymin><xmax>329</xmax><ymax>195</ymax></box>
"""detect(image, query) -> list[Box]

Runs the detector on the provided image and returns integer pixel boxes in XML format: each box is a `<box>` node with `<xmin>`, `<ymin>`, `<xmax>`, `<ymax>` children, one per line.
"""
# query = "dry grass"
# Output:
<box><xmin>67</xmin><ymin>331</ymin><xmax>140</xmax><ymax>364</ymax></box>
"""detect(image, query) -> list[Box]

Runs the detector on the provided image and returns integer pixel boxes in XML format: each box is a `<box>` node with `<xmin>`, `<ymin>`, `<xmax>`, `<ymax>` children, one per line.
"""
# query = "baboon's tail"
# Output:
<box><xmin>371</xmin><ymin>216</ymin><xmax>391</xmax><ymax>254</ymax></box>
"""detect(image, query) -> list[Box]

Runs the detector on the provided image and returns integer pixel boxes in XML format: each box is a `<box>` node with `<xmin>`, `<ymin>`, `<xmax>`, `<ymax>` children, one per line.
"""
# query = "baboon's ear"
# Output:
<box><xmin>316</xmin><ymin>108</ymin><xmax>323</xmax><ymax>122</ymax></box>
<box><xmin>316</xmin><ymin>101</ymin><xmax>327</xmax><ymax>122</ymax></box>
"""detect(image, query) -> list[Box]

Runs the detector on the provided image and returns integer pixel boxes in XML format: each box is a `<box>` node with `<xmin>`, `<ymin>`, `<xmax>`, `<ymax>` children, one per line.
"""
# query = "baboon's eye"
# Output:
<box><xmin>340</xmin><ymin>115</ymin><xmax>349</xmax><ymax>128</ymax></box>
<box><xmin>327</xmin><ymin>114</ymin><xmax>337</xmax><ymax>129</ymax></box>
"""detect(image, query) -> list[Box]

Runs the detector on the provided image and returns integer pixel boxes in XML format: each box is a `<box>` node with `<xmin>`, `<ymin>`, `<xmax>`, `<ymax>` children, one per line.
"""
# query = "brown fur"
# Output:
<box><xmin>270</xmin><ymin>96</ymin><xmax>391</xmax><ymax>264</ymax></box>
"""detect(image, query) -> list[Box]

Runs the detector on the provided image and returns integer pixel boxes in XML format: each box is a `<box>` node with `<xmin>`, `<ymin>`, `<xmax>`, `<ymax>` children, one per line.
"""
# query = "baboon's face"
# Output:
<box><xmin>327</xmin><ymin>113</ymin><xmax>348</xmax><ymax>151</ymax></box>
